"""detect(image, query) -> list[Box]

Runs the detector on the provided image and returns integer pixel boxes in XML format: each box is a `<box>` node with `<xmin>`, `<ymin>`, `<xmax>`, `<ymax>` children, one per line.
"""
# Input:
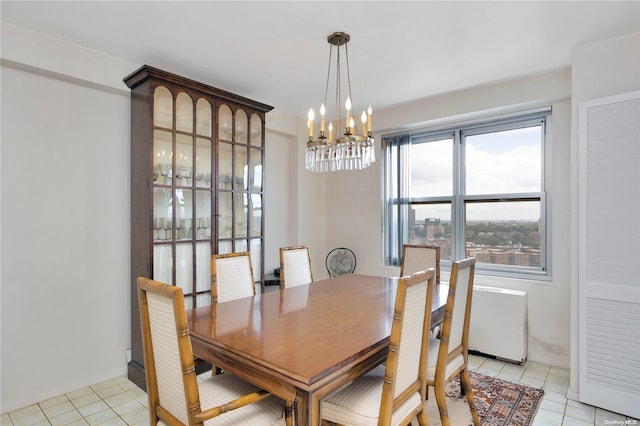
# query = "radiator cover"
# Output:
<box><xmin>468</xmin><ymin>286</ymin><xmax>528</xmax><ymax>364</ymax></box>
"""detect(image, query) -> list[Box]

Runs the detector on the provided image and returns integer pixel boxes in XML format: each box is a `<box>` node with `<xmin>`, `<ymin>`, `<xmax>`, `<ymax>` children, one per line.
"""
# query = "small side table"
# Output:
<box><xmin>263</xmin><ymin>273</ymin><xmax>280</xmax><ymax>288</ymax></box>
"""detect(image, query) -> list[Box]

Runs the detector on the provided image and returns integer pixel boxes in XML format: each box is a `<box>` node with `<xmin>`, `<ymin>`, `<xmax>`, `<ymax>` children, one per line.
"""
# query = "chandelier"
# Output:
<box><xmin>305</xmin><ymin>32</ymin><xmax>375</xmax><ymax>172</ymax></box>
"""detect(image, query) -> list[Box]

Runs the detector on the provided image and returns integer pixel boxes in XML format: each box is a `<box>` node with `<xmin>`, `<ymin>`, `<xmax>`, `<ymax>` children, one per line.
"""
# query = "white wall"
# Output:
<box><xmin>1</xmin><ymin>65</ymin><xmax>132</xmax><ymax>410</ymax></box>
<box><xmin>567</xmin><ymin>31</ymin><xmax>640</xmax><ymax>400</ymax></box>
<box><xmin>264</xmin><ymin>125</ymin><xmax>293</xmax><ymax>273</ymax></box>
<box><xmin>317</xmin><ymin>70</ymin><xmax>574</xmax><ymax>368</ymax></box>
<box><xmin>263</xmin><ymin>112</ymin><xmax>327</xmax><ymax>278</ymax></box>
<box><xmin>1</xmin><ymin>26</ymin><xmax>143</xmax><ymax>413</ymax></box>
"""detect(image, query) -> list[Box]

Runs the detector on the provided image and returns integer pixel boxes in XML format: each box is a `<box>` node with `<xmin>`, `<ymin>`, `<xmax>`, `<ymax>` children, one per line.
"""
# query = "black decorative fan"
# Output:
<box><xmin>325</xmin><ymin>248</ymin><xmax>356</xmax><ymax>278</ymax></box>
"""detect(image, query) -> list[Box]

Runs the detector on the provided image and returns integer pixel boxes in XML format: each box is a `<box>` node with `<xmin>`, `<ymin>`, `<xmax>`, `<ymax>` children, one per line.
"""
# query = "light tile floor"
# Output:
<box><xmin>2</xmin><ymin>355</ymin><xmax>638</xmax><ymax>426</ymax></box>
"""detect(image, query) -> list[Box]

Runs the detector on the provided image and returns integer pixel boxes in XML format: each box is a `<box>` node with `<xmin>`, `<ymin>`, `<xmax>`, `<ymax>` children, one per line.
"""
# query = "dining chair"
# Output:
<box><xmin>400</xmin><ymin>244</ymin><xmax>440</xmax><ymax>283</ymax></box>
<box><xmin>426</xmin><ymin>257</ymin><xmax>480</xmax><ymax>426</ymax></box>
<box><xmin>321</xmin><ymin>268</ymin><xmax>436</xmax><ymax>426</ymax></box>
<box><xmin>325</xmin><ymin>247</ymin><xmax>356</xmax><ymax>278</ymax></box>
<box><xmin>211</xmin><ymin>252</ymin><xmax>256</xmax><ymax>302</ymax></box>
<box><xmin>279</xmin><ymin>245</ymin><xmax>313</xmax><ymax>288</ymax></box>
<box><xmin>137</xmin><ymin>277</ymin><xmax>294</xmax><ymax>426</ymax></box>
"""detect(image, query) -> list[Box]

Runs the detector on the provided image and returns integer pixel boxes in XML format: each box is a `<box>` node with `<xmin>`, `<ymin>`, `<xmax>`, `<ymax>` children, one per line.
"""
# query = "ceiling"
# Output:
<box><xmin>2</xmin><ymin>1</ymin><xmax>639</xmax><ymax>117</ymax></box>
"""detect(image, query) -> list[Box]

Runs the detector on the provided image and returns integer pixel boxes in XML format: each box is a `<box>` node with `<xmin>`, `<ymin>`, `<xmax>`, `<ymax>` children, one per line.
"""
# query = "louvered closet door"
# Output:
<box><xmin>578</xmin><ymin>90</ymin><xmax>640</xmax><ymax>419</ymax></box>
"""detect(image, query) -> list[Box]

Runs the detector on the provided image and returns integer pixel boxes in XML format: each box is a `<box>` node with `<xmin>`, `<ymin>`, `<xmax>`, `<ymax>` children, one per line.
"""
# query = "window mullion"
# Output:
<box><xmin>453</xmin><ymin>130</ymin><xmax>464</xmax><ymax>261</ymax></box>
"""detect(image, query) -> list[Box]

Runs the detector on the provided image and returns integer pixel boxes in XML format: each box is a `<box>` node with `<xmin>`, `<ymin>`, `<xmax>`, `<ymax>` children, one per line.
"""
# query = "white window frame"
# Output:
<box><xmin>382</xmin><ymin>108</ymin><xmax>552</xmax><ymax>280</ymax></box>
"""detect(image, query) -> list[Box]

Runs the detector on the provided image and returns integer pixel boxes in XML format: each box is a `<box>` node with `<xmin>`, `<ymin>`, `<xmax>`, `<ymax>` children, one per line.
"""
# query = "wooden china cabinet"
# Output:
<box><xmin>124</xmin><ymin>65</ymin><xmax>273</xmax><ymax>388</ymax></box>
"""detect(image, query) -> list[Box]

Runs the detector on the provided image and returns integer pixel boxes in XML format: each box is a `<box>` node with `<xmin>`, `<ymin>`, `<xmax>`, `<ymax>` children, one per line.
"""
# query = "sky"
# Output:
<box><xmin>409</xmin><ymin>125</ymin><xmax>542</xmax><ymax>222</ymax></box>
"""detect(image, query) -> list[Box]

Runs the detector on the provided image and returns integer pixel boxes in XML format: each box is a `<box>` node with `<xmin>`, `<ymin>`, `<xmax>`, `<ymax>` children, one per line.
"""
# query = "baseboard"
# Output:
<box><xmin>127</xmin><ymin>360</ymin><xmax>146</xmax><ymax>391</ymax></box>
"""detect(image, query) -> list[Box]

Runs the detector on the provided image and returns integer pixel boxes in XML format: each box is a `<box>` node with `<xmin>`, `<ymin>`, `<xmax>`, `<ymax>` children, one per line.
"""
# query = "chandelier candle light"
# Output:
<box><xmin>305</xmin><ymin>31</ymin><xmax>375</xmax><ymax>172</ymax></box>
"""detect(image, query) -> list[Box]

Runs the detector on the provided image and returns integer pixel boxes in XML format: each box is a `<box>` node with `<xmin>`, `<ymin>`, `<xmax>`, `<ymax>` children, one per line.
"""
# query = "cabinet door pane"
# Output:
<box><xmin>250</xmin><ymin>113</ymin><xmax>262</xmax><ymax>146</ymax></box>
<box><xmin>176</xmin><ymin>92</ymin><xmax>193</xmax><ymax>133</ymax></box>
<box><xmin>196</xmin><ymin>293</ymin><xmax>211</xmax><ymax>307</ymax></box>
<box><xmin>195</xmin><ymin>190</ymin><xmax>211</xmax><ymax>240</ymax></box>
<box><xmin>153</xmin><ymin>245</ymin><xmax>173</xmax><ymax>284</ymax></box>
<box><xmin>154</xmin><ymin>188</ymin><xmax>173</xmax><ymax>241</ymax></box>
<box><xmin>195</xmin><ymin>242</ymin><xmax>211</xmax><ymax>293</ymax></box>
<box><xmin>195</xmin><ymin>137</ymin><xmax>212</xmax><ymax>188</ymax></box>
<box><xmin>250</xmin><ymin>239</ymin><xmax>262</xmax><ymax>281</ymax></box>
<box><xmin>219</xmin><ymin>104</ymin><xmax>232</xmax><ymax>141</ymax></box>
<box><xmin>219</xmin><ymin>192</ymin><xmax>232</xmax><ymax>238</ymax></box>
<box><xmin>249</xmin><ymin>147</ymin><xmax>262</xmax><ymax>191</ymax></box>
<box><xmin>235</xmin><ymin>239</ymin><xmax>248</xmax><ymax>252</ymax></box>
<box><xmin>234</xmin><ymin>193</ymin><xmax>248</xmax><ymax>237</ymax></box>
<box><xmin>219</xmin><ymin>142</ymin><xmax>232</xmax><ymax>190</ymax></box>
<box><xmin>154</xmin><ymin>86</ymin><xmax>173</xmax><ymax>129</ymax></box>
<box><xmin>250</xmin><ymin>194</ymin><xmax>262</xmax><ymax>237</ymax></box>
<box><xmin>176</xmin><ymin>189</ymin><xmax>192</xmax><ymax>241</ymax></box>
<box><xmin>218</xmin><ymin>240</ymin><xmax>232</xmax><ymax>255</ymax></box>
<box><xmin>176</xmin><ymin>243</ymin><xmax>193</xmax><ymax>294</ymax></box>
<box><xmin>183</xmin><ymin>297</ymin><xmax>193</xmax><ymax>310</ymax></box>
<box><xmin>196</xmin><ymin>98</ymin><xmax>212</xmax><ymax>137</ymax></box>
<box><xmin>235</xmin><ymin>109</ymin><xmax>248</xmax><ymax>144</ymax></box>
<box><xmin>235</xmin><ymin>145</ymin><xmax>248</xmax><ymax>190</ymax></box>
<box><xmin>176</xmin><ymin>134</ymin><xmax>193</xmax><ymax>187</ymax></box>
<box><xmin>154</xmin><ymin>130</ymin><xmax>173</xmax><ymax>185</ymax></box>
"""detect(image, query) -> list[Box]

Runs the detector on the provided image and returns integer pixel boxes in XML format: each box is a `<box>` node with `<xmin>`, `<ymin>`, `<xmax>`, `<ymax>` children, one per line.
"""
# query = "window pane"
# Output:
<box><xmin>153</xmin><ymin>86</ymin><xmax>172</xmax><ymax>129</ymax></box>
<box><xmin>195</xmin><ymin>190</ymin><xmax>211</xmax><ymax>240</ymax></box>
<box><xmin>175</xmin><ymin>243</ymin><xmax>193</xmax><ymax>294</ymax></box>
<box><xmin>234</xmin><ymin>193</ymin><xmax>248</xmax><ymax>237</ymax></box>
<box><xmin>250</xmin><ymin>194</ymin><xmax>262</xmax><ymax>237</ymax></box>
<box><xmin>408</xmin><ymin>204</ymin><xmax>452</xmax><ymax>261</ymax></box>
<box><xmin>410</xmin><ymin>138</ymin><xmax>453</xmax><ymax>197</ymax></box>
<box><xmin>219</xmin><ymin>104</ymin><xmax>232</xmax><ymax>141</ymax></box>
<box><xmin>196</xmin><ymin>98</ymin><xmax>212</xmax><ymax>137</ymax></box>
<box><xmin>219</xmin><ymin>142</ymin><xmax>232</xmax><ymax>189</ymax></box>
<box><xmin>465</xmin><ymin>126</ymin><xmax>542</xmax><ymax>195</ymax></box>
<box><xmin>176</xmin><ymin>134</ymin><xmax>193</xmax><ymax>187</ymax></box>
<box><xmin>175</xmin><ymin>189</ymin><xmax>192</xmax><ymax>241</ymax></box>
<box><xmin>195</xmin><ymin>137</ymin><xmax>211</xmax><ymax>188</ymax></box>
<box><xmin>195</xmin><ymin>242</ymin><xmax>211</xmax><ymax>293</ymax></box>
<box><xmin>153</xmin><ymin>245</ymin><xmax>173</xmax><ymax>284</ymax></box>
<box><xmin>250</xmin><ymin>113</ymin><xmax>262</xmax><ymax>146</ymax></box>
<box><xmin>176</xmin><ymin>92</ymin><xmax>193</xmax><ymax>133</ymax></box>
<box><xmin>235</xmin><ymin>109</ymin><xmax>248</xmax><ymax>144</ymax></box>
<box><xmin>465</xmin><ymin>201</ymin><xmax>541</xmax><ymax>267</ymax></box>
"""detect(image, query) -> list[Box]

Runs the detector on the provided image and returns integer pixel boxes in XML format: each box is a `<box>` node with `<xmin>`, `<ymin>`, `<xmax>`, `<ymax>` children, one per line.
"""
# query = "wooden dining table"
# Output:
<box><xmin>187</xmin><ymin>273</ymin><xmax>447</xmax><ymax>426</ymax></box>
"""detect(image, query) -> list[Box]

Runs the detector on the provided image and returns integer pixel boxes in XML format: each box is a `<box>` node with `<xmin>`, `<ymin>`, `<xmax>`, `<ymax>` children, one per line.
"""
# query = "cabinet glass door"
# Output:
<box><xmin>216</xmin><ymin>104</ymin><xmax>264</xmax><ymax>279</ymax></box>
<box><xmin>152</xmin><ymin>85</ymin><xmax>215</xmax><ymax>308</ymax></box>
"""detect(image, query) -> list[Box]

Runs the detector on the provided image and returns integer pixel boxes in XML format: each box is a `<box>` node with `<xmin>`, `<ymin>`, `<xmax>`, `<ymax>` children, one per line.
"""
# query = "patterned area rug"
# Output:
<box><xmin>423</xmin><ymin>371</ymin><xmax>544</xmax><ymax>426</ymax></box>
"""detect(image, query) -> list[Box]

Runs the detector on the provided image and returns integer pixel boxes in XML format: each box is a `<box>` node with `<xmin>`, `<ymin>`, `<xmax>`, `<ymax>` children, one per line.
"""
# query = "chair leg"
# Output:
<box><xmin>416</xmin><ymin>406</ymin><xmax>430</xmax><ymax>426</ymax></box>
<box><xmin>285</xmin><ymin>400</ymin><xmax>294</xmax><ymax>426</ymax></box>
<box><xmin>459</xmin><ymin>369</ymin><xmax>480</xmax><ymax>426</ymax></box>
<box><xmin>434</xmin><ymin>382</ymin><xmax>450</xmax><ymax>426</ymax></box>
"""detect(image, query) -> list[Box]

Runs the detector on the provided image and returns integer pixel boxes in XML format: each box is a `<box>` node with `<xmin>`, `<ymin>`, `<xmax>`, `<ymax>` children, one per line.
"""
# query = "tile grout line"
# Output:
<box><xmin>11</xmin><ymin>358</ymin><xmax>637</xmax><ymax>426</ymax></box>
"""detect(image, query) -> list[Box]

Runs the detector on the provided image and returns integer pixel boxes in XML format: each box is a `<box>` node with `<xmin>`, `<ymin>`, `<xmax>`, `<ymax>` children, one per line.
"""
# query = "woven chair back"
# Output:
<box><xmin>379</xmin><ymin>269</ymin><xmax>436</xmax><ymax>422</ymax></box>
<box><xmin>138</xmin><ymin>278</ymin><xmax>199</xmax><ymax>425</ymax></box>
<box><xmin>211</xmin><ymin>252</ymin><xmax>255</xmax><ymax>302</ymax></box>
<box><xmin>400</xmin><ymin>244</ymin><xmax>441</xmax><ymax>283</ymax></box>
<box><xmin>280</xmin><ymin>246</ymin><xmax>313</xmax><ymax>288</ymax></box>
